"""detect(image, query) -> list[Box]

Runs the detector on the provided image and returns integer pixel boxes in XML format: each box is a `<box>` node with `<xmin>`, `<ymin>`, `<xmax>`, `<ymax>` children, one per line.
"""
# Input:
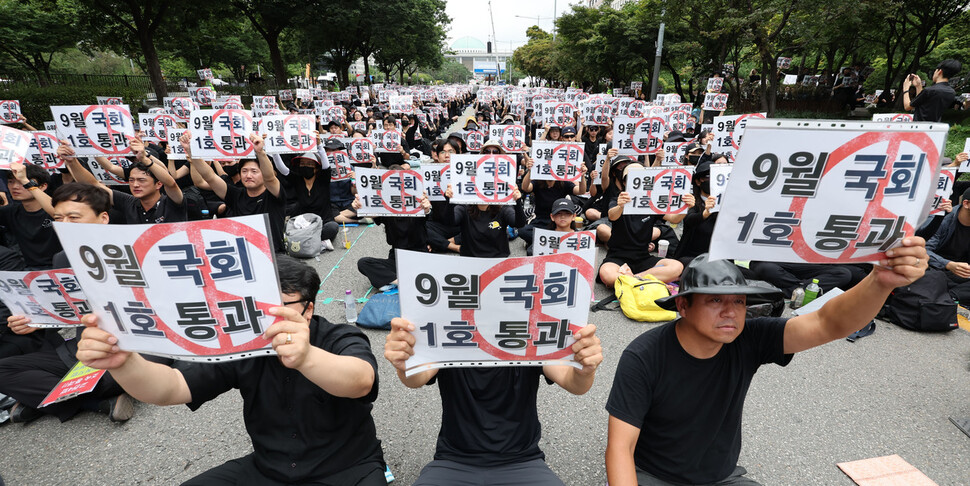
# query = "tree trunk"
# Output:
<box><xmin>363</xmin><ymin>54</ymin><xmax>371</xmax><ymax>84</ymax></box>
<box><xmin>264</xmin><ymin>30</ymin><xmax>287</xmax><ymax>87</ymax></box>
<box><xmin>137</xmin><ymin>29</ymin><xmax>168</xmax><ymax>102</ymax></box>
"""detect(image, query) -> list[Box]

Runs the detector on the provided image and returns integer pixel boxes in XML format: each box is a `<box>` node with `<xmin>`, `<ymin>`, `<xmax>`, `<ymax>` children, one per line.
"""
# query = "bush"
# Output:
<box><xmin>0</xmin><ymin>85</ymin><xmax>148</xmax><ymax>126</ymax></box>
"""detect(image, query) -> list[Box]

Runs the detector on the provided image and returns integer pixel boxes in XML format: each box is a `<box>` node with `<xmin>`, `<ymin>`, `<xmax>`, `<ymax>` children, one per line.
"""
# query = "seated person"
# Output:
<box><xmin>748</xmin><ymin>261</ymin><xmax>853</xmax><ymax>297</ymax></box>
<box><xmin>77</xmin><ymin>255</ymin><xmax>387</xmax><ymax>485</ymax></box>
<box><xmin>606</xmin><ymin>244</ymin><xmax>927</xmax><ymax>485</ymax></box>
<box><xmin>926</xmin><ymin>187</ymin><xmax>970</xmax><ymax>302</ymax></box>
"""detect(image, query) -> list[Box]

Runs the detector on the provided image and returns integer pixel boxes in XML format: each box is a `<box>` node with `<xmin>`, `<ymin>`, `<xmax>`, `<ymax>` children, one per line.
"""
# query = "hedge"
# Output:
<box><xmin>0</xmin><ymin>85</ymin><xmax>148</xmax><ymax>125</ymax></box>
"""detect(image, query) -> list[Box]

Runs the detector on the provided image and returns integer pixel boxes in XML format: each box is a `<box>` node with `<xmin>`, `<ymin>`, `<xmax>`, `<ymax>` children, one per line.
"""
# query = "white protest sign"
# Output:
<box><xmin>930</xmin><ymin>169</ymin><xmax>956</xmax><ymax>216</ymax></box>
<box><xmin>0</xmin><ymin>126</ymin><xmax>33</xmax><ymax>169</ymax></box>
<box><xmin>0</xmin><ymin>100</ymin><xmax>21</xmax><ymax>124</ymax></box>
<box><xmin>371</xmin><ymin>129</ymin><xmax>403</xmax><ymax>153</ymax></box>
<box><xmin>630</xmin><ymin>81</ymin><xmax>643</xmax><ymax>91</ymax></box>
<box><xmin>463</xmin><ymin>130</ymin><xmax>485</xmax><ymax>152</ymax></box>
<box><xmin>389</xmin><ymin>95</ymin><xmax>413</xmax><ymax>114</ymax></box>
<box><xmin>783</xmin><ymin>75</ymin><xmax>799</xmax><ymax>85</ymax></box>
<box><xmin>197</xmin><ymin>68</ymin><xmax>213</xmax><ymax>80</ymax></box>
<box><xmin>488</xmin><ymin>125</ymin><xmax>527</xmax><ymax>153</ymax></box>
<box><xmin>703</xmin><ymin>93</ymin><xmax>728</xmax><ymax>111</ymax></box>
<box><xmin>341</xmin><ymin>137</ymin><xmax>376</xmax><ymax>165</ymax></box>
<box><xmin>83</xmin><ymin>157</ymin><xmax>129</xmax><ymax>185</ymax></box>
<box><xmin>707</xmin><ymin>78</ymin><xmax>723</xmax><ymax>93</ymax></box>
<box><xmin>278</xmin><ymin>90</ymin><xmax>294</xmax><ymax>101</ymax></box>
<box><xmin>533</xmin><ymin>229</ymin><xmax>595</xmax><ymax>256</ymax></box>
<box><xmin>530</xmin><ymin>141</ymin><xmax>584</xmax><ymax>182</ymax></box>
<box><xmin>594</xmin><ymin>144</ymin><xmax>608</xmax><ymax>176</ymax></box>
<box><xmin>662</xmin><ymin>141</ymin><xmax>691</xmax><ymax>166</ymax></box>
<box><xmin>777</xmin><ymin>57</ymin><xmax>792</xmax><ymax>69</ymax></box>
<box><xmin>189</xmin><ymin>87</ymin><xmax>215</xmax><ymax>106</ymax></box>
<box><xmin>50</xmin><ymin>105</ymin><xmax>134</xmax><ymax>157</ymax></box>
<box><xmin>711</xmin><ymin>112</ymin><xmax>767</xmax><ymax>162</ymax></box>
<box><xmin>397</xmin><ymin>248</ymin><xmax>595</xmax><ymax>376</ymax></box>
<box><xmin>96</xmin><ymin>96</ymin><xmax>124</xmax><ymax>106</ymax></box>
<box><xmin>166</xmin><ymin>129</ymin><xmax>188</xmax><ymax>160</ymax></box>
<box><xmin>163</xmin><ymin>97</ymin><xmax>198</xmax><ymax>122</ymax></box>
<box><xmin>26</xmin><ymin>131</ymin><xmax>63</xmax><ymax>171</ymax></box>
<box><xmin>296</xmin><ymin>89</ymin><xmax>312</xmax><ymax>102</ymax></box>
<box><xmin>258</xmin><ymin>115</ymin><xmax>317</xmax><ymax>154</ymax></box>
<box><xmin>541</xmin><ymin>101</ymin><xmax>576</xmax><ymax>127</ymax></box>
<box><xmin>354</xmin><ymin>168</ymin><xmax>426</xmax><ymax>217</ymax></box>
<box><xmin>872</xmin><ymin>113</ymin><xmax>914</xmax><ymax>123</ymax></box>
<box><xmin>582</xmin><ymin>104</ymin><xmax>613</xmax><ymax>126</ymax></box>
<box><xmin>189</xmin><ymin>109</ymin><xmax>255</xmax><ymax>159</ymax></box>
<box><xmin>709</xmin><ymin>119</ymin><xmax>947</xmax><ymax>263</ymax></box>
<box><xmin>328</xmin><ymin>149</ymin><xmax>353</xmax><ymax>182</ymax></box>
<box><xmin>624</xmin><ymin>166</ymin><xmax>694</xmax><ymax>215</ymax></box>
<box><xmin>53</xmin><ymin>215</ymin><xmax>284</xmax><ymax>361</ymax></box>
<box><xmin>44</xmin><ymin>121</ymin><xmax>56</xmax><ymax>131</ymax></box>
<box><xmin>139</xmin><ymin>112</ymin><xmax>178</xmax><ymax>143</ymax></box>
<box><xmin>709</xmin><ymin>163</ymin><xmax>733</xmax><ymax>212</ymax></box>
<box><xmin>449</xmin><ymin>154</ymin><xmax>517</xmax><ymax>205</ymax></box>
<box><xmin>0</xmin><ymin>269</ymin><xmax>89</xmax><ymax>328</ymax></box>
<box><xmin>667</xmin><ymin>109</ymin><xmax>690</xmax><ymax>132</ymax></box>
<box><xmin>612</xmin><ymin>116</ymin><xmax>665</xmax><ymax>155</ymax></box>
<box><xmin>421</xmin><ymin>163</ymin><xmax>450</xmax><ymax>201</ymax></box>
<box><xmin>252</xmin><ymin>96</ymin><xmax>277</xmax><ymax>110</ymax></box>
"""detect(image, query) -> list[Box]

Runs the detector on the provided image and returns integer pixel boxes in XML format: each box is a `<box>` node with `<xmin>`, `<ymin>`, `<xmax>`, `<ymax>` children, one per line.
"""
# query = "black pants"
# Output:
<box><xmin>321</xmin><ymin>221</ymin><xmax>339</xmax><ymax>241</ymax></box>
<box><xmin>182</xmin><ymin>453</ymin><xmax>386</xmax><ymax>486</ymax></box>
<box><xmin>749</xmin><ymin>262</ymin><xmax>853</xmax><ymax>298</ymax></box>
<box><xmin>426</xmin><ymin>221</ymin><xmax>460</xmax><ymax>253</ymax></box>
<box><xmin>358</xmin><ymin>252</ymin><xmax>397</xmax><ymax>288</ymax></box>
<box><xmin>518</xmin><ymin>221</ymin><xmax>553</xmax><ymax>256</ymax></box>
<box><xmin>0</xmin><ymin>330</ymin><xmax>44</xmax><ymax>360</ymax></box>
<box><xmin>944</xmin><ymin>271</ymin><xmax>970</xmax><ymax>303</ymax></box>
<box><xmin>0</xmin><ymin>344</ymin><xmax>123</xmax><ymax>422</ymax></box>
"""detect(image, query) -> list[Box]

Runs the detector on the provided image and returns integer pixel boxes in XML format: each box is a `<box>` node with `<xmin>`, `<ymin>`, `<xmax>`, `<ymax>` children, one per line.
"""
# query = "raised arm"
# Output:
<box><xmin>182</xmin><ymin>130</ymin><xmax>228</xmax><ymax>199</ymax></box>
<box><xmin>251</xmin><ymin>133</ymin><xmax>281</xmax><ymax>197</ymax></box>
<box><xmin>9</xmin><ymin>162</ymin><xmax>53</xmax><ymax>216</ymax></box>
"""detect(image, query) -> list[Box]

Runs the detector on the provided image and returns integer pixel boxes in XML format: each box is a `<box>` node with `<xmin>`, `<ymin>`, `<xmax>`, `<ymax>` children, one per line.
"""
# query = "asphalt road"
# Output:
<box><xmin>1</xmin><ymin>224</ymin><xmax>969</xmax><ymax>485</ymax></box>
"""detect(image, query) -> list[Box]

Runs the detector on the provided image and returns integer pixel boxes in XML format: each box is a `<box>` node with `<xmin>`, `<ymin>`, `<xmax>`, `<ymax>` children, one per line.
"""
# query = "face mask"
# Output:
<box><xmin>223</xmin><ymin>164</ymin><xmax>240</xmax><ymax>177</ymax></box>
<box><xmin>700</xmin><ymin>180</ymin><xmax>711</xmax><ymax>194</ymax></box>
<box><xmin>688</xmin><ymin>155</ymin><xmax>701</xmax><ymax>165</ymax></box>
<box><xmin>298</xmin><ymin>166</ymin><xmax>316</xmax><ymax>179</ymax></box>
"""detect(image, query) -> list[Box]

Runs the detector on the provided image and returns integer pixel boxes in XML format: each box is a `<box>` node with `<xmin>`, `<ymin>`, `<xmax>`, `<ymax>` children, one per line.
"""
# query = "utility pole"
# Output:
<box><xmin>489</xmin><ymin>0</ymin><xmax>500</xmax><ymax>85</ymax></box>
<box><xmin>649</xmin><ymin>7</ymin><xmax>665</xmax><ymax>99</ymax></box>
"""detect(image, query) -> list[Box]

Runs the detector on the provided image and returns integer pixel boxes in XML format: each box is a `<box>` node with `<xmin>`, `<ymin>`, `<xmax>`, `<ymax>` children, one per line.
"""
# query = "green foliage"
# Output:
<box><xmin>0</xmin><ymin>0</ymin><xmax>81</xmax><ymax>82</ymax></box>
<box><xmin>0</xmin><ymin>84</ymin><xmax>148</xmax><ymax>123</ymax></box>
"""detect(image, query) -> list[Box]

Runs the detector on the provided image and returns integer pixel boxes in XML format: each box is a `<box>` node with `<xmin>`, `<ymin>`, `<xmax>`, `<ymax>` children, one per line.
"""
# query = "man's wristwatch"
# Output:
<box><xmin>23</xmin><ymin>181</ymin><xmax>38</xmax><ymax>190</ymax></box>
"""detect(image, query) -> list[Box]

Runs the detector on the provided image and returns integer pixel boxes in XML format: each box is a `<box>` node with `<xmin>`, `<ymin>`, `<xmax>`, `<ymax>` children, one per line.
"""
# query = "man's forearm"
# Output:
<box><xmin>816</xmin><ymin>271</ymin><xmax>891</xmax><ymax>337</ymax></box>
<box><xmin>107</xmin><ymin>353</ymin><xmax>190</xmax><ymax>406</ymax></box>
<box><xmin>297</xmin><ymin>347</ymin><xmax>374</xmax><ymax>399</ymax></box>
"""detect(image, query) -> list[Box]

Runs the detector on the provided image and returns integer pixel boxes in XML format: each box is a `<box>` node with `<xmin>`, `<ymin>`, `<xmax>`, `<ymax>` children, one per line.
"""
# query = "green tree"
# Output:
<box><xmin>512</xmin><ymin>26</ymin><xmax>561</xmax><ymax>86</ymax></box>
<box><xmin>0</xmin><ymin>0</ymin><xmax>80</xmax><ymax>86</ymax></box>
<box><xmin>232</xmin><ymin>0</ymin><xmax>306</xmax><ymax>84</ymax></box>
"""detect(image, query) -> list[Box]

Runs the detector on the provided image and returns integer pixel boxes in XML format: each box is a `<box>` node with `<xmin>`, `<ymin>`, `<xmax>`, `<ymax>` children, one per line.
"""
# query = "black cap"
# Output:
<box><xmin>684</xmin><ymin>142</ymin><xmax>704</xmax><ymax>154</ymax></box>
<box><xmin>666</xmin><ymin>130</ymin><xmax>688</xmax><ymax>142</ymax></box>
<box><xmin>551</xmin><ymin>198</ymin><xmax>578</xmax><ymax>215</ymax></box>
<box><xmin>654</xmin><ymin>255</ymin><xmax>783</xmax><ymax>311</ymax></box>
<box><xmin>694</xmin><ymin>160</ymin><xmax>712</xmax><ymax>177</ymax></box>
<box><xmin>324</xmin><ymin>139</ymin><xmax>345</xmax><ymax>151</ymax></box>
<box><xmin>562</xmin><ymin>126</ymin><xmax>577</xmax><ymax>136</ymax></box>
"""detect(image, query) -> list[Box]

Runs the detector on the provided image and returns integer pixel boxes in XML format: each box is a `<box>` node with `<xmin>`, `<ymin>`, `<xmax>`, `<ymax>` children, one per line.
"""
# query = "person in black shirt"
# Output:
<box><xmin>183</xmin><ymin>131</ymin><xmax>288</xmax><ymax>253</ymax></box>
<box><xmin>442</xmin><ymin>184</ymin><xmax>526</xmax><ymax>259</ymax></box>
<box><xmin>519</xmin><ymin>144</ymin><xmax>587</xmax><ymax>256</ymax></box>
<box><xmin>426</xmin><ymin>139</ymin><xmax>463</xmax><ymax>253</ymax></box>
<box><xmin>352</xmin><ymin>187</ymin><xmax>432</xmax><ymax>289</ymax></box>
<box><xmin>0</xmin><ymin>183</ymin><xmax>137</xmax><ymax>423</ymax></box>
<box><xmin>606</xmin><ymin>249</ymin><xmax>928</xmax><ymax>485</ymax></box>
<box><xmin>77</xmin><ymin>255</ymin><xmax>386</xmax><ymax>485</ymax></box>
<box><xmin>281</xmin><ymin>149</ymin><xmax>340</xmax><ymax>249</ymax></box>
<box><xmin>0</xmin><ymin>162</ymin><xmax>61</xmax><ymax>269</ymax></box>
<box><xmin>926</xmin><ymin>187</ymin><xmax>970</xmax><ymax>301</ymax></box>
<box><xmin>904</xmin><ymin>59</ymin><xmax>961</xmax><ymax>122</ymax></box>
<box><xmin>64</xmin><ymin>138</ymin><xmax>186</xmax><ymax>225</ymax></box>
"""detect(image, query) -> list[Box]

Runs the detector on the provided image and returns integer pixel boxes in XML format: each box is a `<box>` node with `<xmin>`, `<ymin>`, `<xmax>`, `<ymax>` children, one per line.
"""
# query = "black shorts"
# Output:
<box><xmin>600</xmin><ymin>252</ymin><xmax>662</xmax><ymax>275</ymax></box>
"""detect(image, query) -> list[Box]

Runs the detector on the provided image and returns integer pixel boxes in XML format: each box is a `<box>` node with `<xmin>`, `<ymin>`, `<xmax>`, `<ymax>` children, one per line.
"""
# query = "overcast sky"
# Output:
<box><xmin>445</xmin><ymin>0</ymin><xmax>577</xmax><ymax>52</ymax></box>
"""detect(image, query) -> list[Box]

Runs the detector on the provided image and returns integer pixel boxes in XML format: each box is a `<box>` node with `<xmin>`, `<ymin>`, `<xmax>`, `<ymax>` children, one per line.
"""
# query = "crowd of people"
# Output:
<box><xmin>0</xmin><ymin>58</ymin><xmax>957</xmax><ymax>484</ymax></box>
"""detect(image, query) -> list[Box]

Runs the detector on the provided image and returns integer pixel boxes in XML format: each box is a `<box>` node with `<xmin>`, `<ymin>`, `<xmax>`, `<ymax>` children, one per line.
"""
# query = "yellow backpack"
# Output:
<box><xmin>614</xmin><ymin>274</ymin><xmax>678</xmax><ymax>322</ymax></box>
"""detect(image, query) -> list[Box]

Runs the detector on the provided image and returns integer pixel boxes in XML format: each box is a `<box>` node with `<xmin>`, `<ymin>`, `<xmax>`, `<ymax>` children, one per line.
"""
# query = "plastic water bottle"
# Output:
<box><xmin>789</xmin><ymin>288</ymin><xmax>805</xmax><ymax>309</ymax></box>
<box><xmin>802</xmin><ymin>279</ymin><xmax>821</xmax><ymax>307</ymax></box>
<box><xmin>201</xmin><ymin>209</ymin><xmax>210</xmax><ymax>219</ymax></box>
<box><xmin>344</xmin><ymin>290</ymin><xmax>357</xmax><ymax>323</ymax></box>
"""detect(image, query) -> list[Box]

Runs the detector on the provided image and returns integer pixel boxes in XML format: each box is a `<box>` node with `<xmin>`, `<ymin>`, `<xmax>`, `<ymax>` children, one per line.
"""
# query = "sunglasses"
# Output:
<box><xmin>482</xmin><ymin>148</ymin><xmax>501</xmax><ymax>154</ymax></box>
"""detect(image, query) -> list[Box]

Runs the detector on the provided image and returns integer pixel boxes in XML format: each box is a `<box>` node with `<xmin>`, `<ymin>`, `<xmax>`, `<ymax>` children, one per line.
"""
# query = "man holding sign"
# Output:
<box><xmin>77</xmin><ymin>256</ymin><xmax>387</xmax><ymax>485</ymax></box>
<box><xmin>606</xmin><ymin>246</ymin><xmax>928</xmax><ymax>486</ymax></box>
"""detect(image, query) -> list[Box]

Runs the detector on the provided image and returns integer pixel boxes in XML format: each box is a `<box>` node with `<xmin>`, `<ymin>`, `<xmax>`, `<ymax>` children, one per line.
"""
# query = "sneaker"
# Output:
<box><xmin>322</xmin><ymin>239</ymin><xmax>334</xmax><ymax>251</ymax></box>
<box><xmin>9</xmin><ymin>402</ymin><xmax>42</xmax><ymax>424</ymax></box>
<box><xmin>104</xmin><ymin>393</ymin><xmax>135</xmax><ymax>423</ymax></box>
<box><xmin>378</xmin><ymin>283</ymin><xmax>398</xmax><ymax>293</ymax></box>
<box><xmin>360</xmin><ymin>217</ymin><xmax>375</xmax><ymax>225</ymax></box>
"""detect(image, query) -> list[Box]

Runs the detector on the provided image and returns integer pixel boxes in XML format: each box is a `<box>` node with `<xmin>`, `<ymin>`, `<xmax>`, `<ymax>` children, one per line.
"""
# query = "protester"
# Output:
<box><xmin>76</xmin><ymin>255</ymin><xmax>387</xmax><ymax>485</ymax></box>
<box><xmin>606</xmin><ymin>242</ymin><xmax>928</xmax><ymax>486</ymax></box>
<box><xmin>353</xmin><ymin>184</ymin><xmax>432</xmax><ymax>290</ymax></box>
<box><xmin>0</xmin><ymin>162</ymin><xmax>60</xmax><ymax>270</ymax></box>
<box><xmin>904</xmin><ymin>59</ymin><xmax>961</xmax><ymax>122</ymax></box>
<box><xmin>926</xmin><ymin>186</ymin><xmax>970</xmax><ymax>301</ymax></box>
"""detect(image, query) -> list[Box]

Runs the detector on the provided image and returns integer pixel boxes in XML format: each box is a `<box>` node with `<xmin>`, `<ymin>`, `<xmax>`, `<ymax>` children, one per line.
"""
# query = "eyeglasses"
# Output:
<box><xmin>482</xmin><ymin>149</ymin><xmax>501</xmax><ymax>154</ymax></box>
<box><xmin>282</xmin><ymin>299</ymin><xmax>311</xmax><ymax>314</ymax></box>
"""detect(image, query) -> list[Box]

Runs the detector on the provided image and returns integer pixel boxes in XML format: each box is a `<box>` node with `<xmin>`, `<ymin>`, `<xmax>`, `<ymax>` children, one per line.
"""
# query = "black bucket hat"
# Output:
<box><xmin>655</xmin><ymin>254</ymin><xmax>782</xmax><ymax>311</ymax></box>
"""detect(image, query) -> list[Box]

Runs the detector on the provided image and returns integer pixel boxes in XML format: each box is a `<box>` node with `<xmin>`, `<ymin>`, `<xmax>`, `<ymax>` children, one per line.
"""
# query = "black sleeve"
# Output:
<box><xmin>506</xmin><ymin>201</ymin><xmax>526</xmax><ymax>228</ymax></box>
<box><xmin>111</xmin><ymin>189</ymin><xmax>136</xmax><ymax>211</ymax></box>
<box><xmin>176</xmin><ymin>361</ymin><xmax>239</xmax><ymax>411</ymax></box>
<box><xmin>605</xmin><ymin>347</ymin><xmax>653</xmax><ymax>428</ymax></box>
<box><xmin>324</xmin><ymin>324</ymin><xmax>380</xmax><ymax>403</ymax></box>
<box><xmin>745</xmin><ymin>317</ymin><xmax>794</xmax><ymax>367</ymax></box>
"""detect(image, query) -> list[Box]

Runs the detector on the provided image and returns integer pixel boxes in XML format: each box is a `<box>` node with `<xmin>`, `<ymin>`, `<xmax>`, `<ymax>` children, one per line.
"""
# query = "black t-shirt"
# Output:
<box><xmin>0</xmin><ymin>203</ymin><xmax>62</xmax><ymax>269</ymax></box>
<box><xmin>224</xmin><ymin>184</ymin><xmax>287</xmax><ymax>253</ymax></box>
<box><xmin>606</xmin><ymin>318</ymin><xmax>792</xmax><ymax>484</ymax></box>
<box><xmin>430</xmin><ymin>367</ymin><xmax>549</xmax><ymax>467</ymax></box>
<box><xmin>607</xmin><ymin>199</ymin><xmax>661</xmax><ymax>257</ymax></box>
<box><xmin>330</xmin><ymin>179</ymin><xmax>354</xmax><ymax>208</ymax></box>
<box><xmin>531</xmin><ymin>182</ymin><xmax>575</xmax><ymax>223</ymax></box>
<box><xmin>938</xmin><ymin>218</ymin><xmax>970</xmax><ymax>263</ymax></box>
<box><xmin>375</xmin><ymin>217</ymin><xmax>428</xmax><ymax>253</ymax></box>
<box><xmin>675</xmin><ymin>203</ymin><xmax>718</xmax><ymax>259</ymax></box>
<box><xmin>286</xmin><ymin>171</ymin><xmax>333</xmax><ymax>221</ymax></box>
<box><xmin>450</xmin><ymin>203</ymin><xmax>526</xmax><ymax>258</ymax></box>
<box><xmin>112</xmin><ymin>190</ymin><xmax>187</xmax><ymax>224</ymax></box>
<box><xmin>177</xmin><ymin>317</ymin><xmax>384</xmax><ymax>483</ymax></box>
<box><xmin>911</xmin><ymin>82</ymin><xmax>956</xmax><ymax>122</ymax></box>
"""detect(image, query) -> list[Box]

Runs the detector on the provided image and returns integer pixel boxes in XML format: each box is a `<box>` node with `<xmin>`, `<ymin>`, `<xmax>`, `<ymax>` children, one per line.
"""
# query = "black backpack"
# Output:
<box><xmin>881</xmin><ymin>269</ymin><xmax>958</xmax><ymax>332</ymax></box>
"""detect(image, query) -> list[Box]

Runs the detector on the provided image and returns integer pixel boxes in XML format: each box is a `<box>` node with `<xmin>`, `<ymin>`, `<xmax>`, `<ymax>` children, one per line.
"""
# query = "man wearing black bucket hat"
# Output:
<box><xmin>606</xmin><ymin>240</ymin><xmax>927</xmax><ymax>486</ymax></box>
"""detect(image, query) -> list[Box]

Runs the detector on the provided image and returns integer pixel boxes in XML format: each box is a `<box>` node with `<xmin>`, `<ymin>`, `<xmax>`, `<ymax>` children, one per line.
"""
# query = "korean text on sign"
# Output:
<box><xmin>533</xmin><ymin>229</ymin><xmax>596</xmax><ymax>256</ymax></box>
<box><xmin>449</xmin><ymin>154</ymin><xmax>517</xmax><ymax>205</ymax></box>
<box><xmin>0</xmin><ymin>100</ymin><xmax>21</xmax><ymax>124</ymax></box>
<box><xmin>422</xmin><ymin>163</ymin><xmax>450</xmax><ymax>201</ymax></box>
<box><xmin>0</xmin><ymin>125</ymin><xmax>31</xmax><ymax>169</ymax></box>
<box><xmin>354</xmin><ymin>168</ymin><xmax>426</xmax><ymax>217</ymax></box>
<box><xmin>190</xmin><ymin>109</ymin><xmax>255</xmax><ymax>159</ymax></box>
<box><xmin>259</xmin><ymin>115</ymin><xmax>317</xmax><ymax>154</ymax></box>
<box><xmin>530</xmin><ymin>142</ymin><xmax>584</xmax><ymax>182</ymax></box>
<box><xmin>709</xmin><ymin>164</ymin><xmax>733</xmax><ymax>213</ymax></box>
<box><xmin>0</xmin><ymin>269</ymin><xmax>90</xmax><ymax>328</ymax></box>
<box><xmin>50</xmin><ymin>105</ymin><xmax>134</xmax><ymax>156</ymax></box>
<box><xmin>53</xmin><ymin>215</ymin><xmax>284</xmax><ymax>361</ymax></box>
<box><xmin>612</xmin><ymin>116</ymin><xmax>665</xmax><ymax>155</ymax></box>
<box><xmin>396</xmin><ymin>247</ymin><xmax>596</xmax><ymax>376</ymax></box>
<box><xmin>709</xmin><ymin>119</ymin><xmax>947</xmax><ymax>264</ymax></box>
<box><xmin>624</xmin><ymin>166</ymin><xmax>694</xmax><ymax>215</ymax></box>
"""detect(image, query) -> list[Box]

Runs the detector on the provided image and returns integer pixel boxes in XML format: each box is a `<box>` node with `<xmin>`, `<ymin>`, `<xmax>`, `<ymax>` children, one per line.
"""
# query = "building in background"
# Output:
<box><xmin>445</xmin><ymin>37</ymin><xmax>510</xmax><ymax>80</ymax></box>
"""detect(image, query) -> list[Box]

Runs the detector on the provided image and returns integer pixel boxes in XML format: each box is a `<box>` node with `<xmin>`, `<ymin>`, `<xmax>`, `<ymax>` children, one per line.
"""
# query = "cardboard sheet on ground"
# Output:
<box><xmin>397</xmin><ymin>248</ymin><xmax>596</xmax><ymax>376</ymax></box>
<box><xmin>354</xmin><ymin>168</ymin><xmax>425</xmax><ymax>217</ymax></box>
<box><xmin>50</xmin><ymin>105</ymin><xmax>134</xmax><ymax>157</ymax></box>
<box><xmin>623</xmin><ymin>166</ymin><xmax>694</xmax><ymax>215</ymax></box>
<box><xmin>837</xmin><ymin>454</ymin><xmax>937</xmax><ymax>486</ymax></box>
<box><xmin>53</xmin><ymin>215</ymin><xmax>283</xmax><ymax>362</ymax></box>
<box><xmin>189</xmin><ymin>109</ymin><xmax>255</xmax><ymax>159</ymax></box>
<box><xmin>533</xmin><ymin>229</ymin><xmax>595</xmax><ymax>256</ymax></box>
<box><xmin>530</xmin><ymin>141</ymin><xmax>584</xmax><ymax>182</ymax></box>
<box><xmin>0</xmin><ymin>269</ymin><xmax>89</xmax><ymax>327</ymax></box>
<box><xmin>449</xmin><ymin>154</ymin><xmax>517</xmax><ymax>205</ymax></box>
<box><xmin>39</xmin><ymin>361</ymin><xmax>106</xmax><ymax>408</ymax></box>
<box><xmin>709</xmin><ymin>119</ymin><xmax>947</xmax><ymax>264</ymax></box>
